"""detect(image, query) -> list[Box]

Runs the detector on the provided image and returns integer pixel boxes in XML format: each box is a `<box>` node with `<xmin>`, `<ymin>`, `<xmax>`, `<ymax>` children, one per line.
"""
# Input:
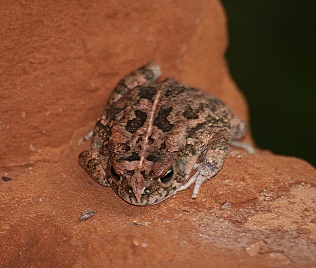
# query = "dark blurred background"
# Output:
<box><xmin>221</xmin><ymin>1</ymin><xmax>316</xmax><ymax>166</ymax></box>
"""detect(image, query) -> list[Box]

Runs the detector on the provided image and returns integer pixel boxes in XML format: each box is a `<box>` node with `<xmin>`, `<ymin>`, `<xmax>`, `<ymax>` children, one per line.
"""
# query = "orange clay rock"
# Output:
<box><xmin>0</xmin><ymin>1</ymin><xmax>315</xmax><ymax>267</ymax></box>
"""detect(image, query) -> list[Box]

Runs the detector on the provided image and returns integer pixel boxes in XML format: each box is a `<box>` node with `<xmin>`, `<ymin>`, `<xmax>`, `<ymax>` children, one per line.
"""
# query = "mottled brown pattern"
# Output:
<box><xmin>79</xmin><ymin>63</ymin><xmax>248</xmax><ymax>206</ymax></box>
<box><xmin>125</xmin><ymin>110</ymin><xmax>147</xmax><ymax>133</ymax></box>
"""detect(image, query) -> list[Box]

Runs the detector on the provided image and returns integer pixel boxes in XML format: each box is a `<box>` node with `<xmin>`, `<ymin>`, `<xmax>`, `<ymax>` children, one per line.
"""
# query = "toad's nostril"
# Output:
<box><xmin>144</xmin><ymin>188</ymin><xmax>151</xmax><ymax>195</ymax></box>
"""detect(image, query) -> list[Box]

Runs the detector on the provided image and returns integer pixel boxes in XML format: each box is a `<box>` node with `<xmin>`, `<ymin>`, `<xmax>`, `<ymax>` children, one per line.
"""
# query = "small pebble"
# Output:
<box><xmin>2</xmin><ymin>176</ymin><xmax>12</xmax><ymax>182</ymax></box>
<box><xmin>245</xmin><ymin>242</ymin><xmax>261</xmax><ymax>256</ymax></box>
<box><xmin>79</xmin><ymin>209</ymin><xmax>97</xmax><ymax>221</ymax></box>
<box><xmin>220</xmin><ymin>201</ymin><xmax>231</xmax><ymax>210</ymax></box>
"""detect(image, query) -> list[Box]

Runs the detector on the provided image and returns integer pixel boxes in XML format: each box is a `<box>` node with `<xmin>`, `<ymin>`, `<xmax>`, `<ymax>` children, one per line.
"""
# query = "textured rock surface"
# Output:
<box><xmin>1</xmin><ymin>1</ymin><xmax>315</xmax><ymax>267</ymax></box>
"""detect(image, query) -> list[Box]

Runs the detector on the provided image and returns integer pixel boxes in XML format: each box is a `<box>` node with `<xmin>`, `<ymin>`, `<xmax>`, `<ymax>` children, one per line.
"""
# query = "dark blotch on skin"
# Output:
<box><xmin>109</xmin><ymin>106</ymin><xmax>125</xmax><ymax>120</ymax></box>
<box><xmin>138</xmin><ymin>86</ymin><xmax>157</xmax><ymax>101</ymax></box>
<box><xmin>211</xmin><ymin>105</ymin><xmax>218</xmax><ymax>113</ymax></box>
<box><xmin>182</xmin><ymin>105</ymin><xmax>199</xmax><ymax>119</ymax></box>
<box><xmin>125</xmin><ymin>110</ymin><xmax>147</xmax><ymax>133</ymax></box>
<box><xmin>164</xmin><ymin>85</ymin><xmax>186</xmax><ymax>97</ymax></box>
<box><xmin>185</xmin><ymin>143</ymin><xmax>197</xmax><ymax>155</ymax></box>
<box><xmin>160</xmin><ymin>141</ymin><xmax>166</xmax><ymax>149</ymax></box>
<box><xmin>139</xmin><ymin>66</ymin><xmax>155</xmax><ymax>80</ymax></box>
<box><xmin>125</xmin><ymin>170</ymin><xmax>135</xmax><ymax>176</ymax></box>
<box><xmin>153</xmin><ymin>106</ymin><xmax>173</xmax><ymax>132</ymax></box>
<box><xmin>114</xmin><ymin>80</ymin><xmax>129</xmax><ymax>95</ymax></box>
<box><xmin>186</xmin><ymin>122</ymin><xmax>206</xmax><ymax>137</ymax></box>
<box><xmin>120</xmin><ymin>143</ymin><xmax>131</xmax><ymax>151</ymax></box>
<box><xmin>148</xmin><ymin>136</ymin><xmax>154</xmax><ymax>144</ymax></box>
<box><xmin>117</xmin><ymin>152</ymin><xmax>140</xmax><ymax>162</ymax></box>
<box><xmin>183</xmin><ymin>103</ymin><xmax>206</xmax><ymax>120</ymax></box>
<box><xmin>146</xmin><ymin>154</ymin><xmax>161</xmax><ymax>162</ymax></box>
<box><xmin>95</xmin><ymin>120</ymin><xmax>110</xmax><ymax>134</ymax></box>
<box><xmin>140</xmin><ymin>170</ymin><xmax>148</xmax><ymax>179</ymax></box>
<box><xmin>207</xmin><ymin>98</ymin><xmax>225</xmax><ymax>113</ymax></box>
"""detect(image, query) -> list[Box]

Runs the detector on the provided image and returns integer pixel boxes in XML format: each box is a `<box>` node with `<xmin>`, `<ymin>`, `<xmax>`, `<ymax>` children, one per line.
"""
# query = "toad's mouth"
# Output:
<box><xmin>110</xmin><ymin>178</ymin><xmax>180</xmax><ymax>206</ymax></box>
<box><xmin>116</xmin><ymin>187</ymin><xmax>177</xmax><ymax>206</ymax></box>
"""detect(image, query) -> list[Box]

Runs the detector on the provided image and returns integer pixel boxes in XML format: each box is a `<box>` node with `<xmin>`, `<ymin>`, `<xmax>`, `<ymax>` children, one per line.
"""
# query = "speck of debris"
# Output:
<box><xmin>29</xmin><ymin>144</ymin><xmax>36</xmax><ymax>151</ymax></box>
<box><xmin>132</xmin><ymin>220</ymin><xmax>150</xmax><ymax>227</ymax></box>
<box><xmin>181</xmin><ymin>209</ymin><xmax>193</xmax><ymax>214</ymax></box>
<box><xmin>2</xmin><ymin>176</ymin><xmax>12</xmax><ymax>182</ymax></box>
<box><xmin>229</xmin><ymin>151</ymin><xmax>242</xmax><ymax>158</ymax></box>
<box><xmin>220</xmin><ymin>201</ymin><xmax>231</xmax><ymax>210</ymax></box>
<box><xmin>79</xmin><ymin>209</ymin><xmax>97</xmax><ymax>221</ymax></box>
<box><xmin>245</xmin><ymin>242</ymin><xmax>261</xmax><ymax>256</ymax></box>
<box><xmin>132</xmin><ymin>240</ymin><xmax>149</xmax><ymax>248</ymax></box>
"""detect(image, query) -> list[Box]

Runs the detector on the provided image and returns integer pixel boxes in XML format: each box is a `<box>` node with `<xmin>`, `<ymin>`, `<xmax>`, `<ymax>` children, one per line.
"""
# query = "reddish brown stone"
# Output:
<box><xmin>1</xmin><ymin>1</ymin><xmax>315</xmax><ymax>267</ymax></box>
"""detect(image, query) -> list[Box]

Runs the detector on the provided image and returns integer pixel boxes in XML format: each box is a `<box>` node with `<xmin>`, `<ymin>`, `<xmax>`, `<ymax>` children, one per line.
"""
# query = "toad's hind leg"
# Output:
<box><xmin>230</xmin><ymin>115</ymin><xmax>255</xmax><ymax>154</ymax></box>
<box><xmin>107</xmin><ymin>62</ymin><xmax>162</xmax><ymax>106</ymax></box>
<box><xmin>177</xmin><ymin>129</ymin><xmax>230</xmax><ymax>198</ymax></box>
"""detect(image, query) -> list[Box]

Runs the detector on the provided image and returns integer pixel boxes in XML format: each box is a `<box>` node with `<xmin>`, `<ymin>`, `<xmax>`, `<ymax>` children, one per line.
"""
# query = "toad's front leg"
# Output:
<box><xmin>178</xmin><ymin>129</ymin><xmax>230</xmax><ymax>198</ymax></box>
<box><xmin>78</xmin><ymin>149</ymin><xmax>110</xmax><ymax>186</ymax></box>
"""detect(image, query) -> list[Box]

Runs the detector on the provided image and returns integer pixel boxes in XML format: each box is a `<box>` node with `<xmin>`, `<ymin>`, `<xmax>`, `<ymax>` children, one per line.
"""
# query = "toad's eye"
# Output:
<box><xmin>111</xmin><ymin>167</ymin><xmax>121</xmax><ymax>181</ymax></box>
<box><xmin>159</xmin><ymin>167</ymin><xmax>174</xmax><ymax>184</ymax></box>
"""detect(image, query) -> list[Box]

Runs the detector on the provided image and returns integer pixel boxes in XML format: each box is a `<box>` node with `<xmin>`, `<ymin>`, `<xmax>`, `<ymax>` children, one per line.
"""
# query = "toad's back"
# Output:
<box><xmin>108</xmin><ymin>78</ymin><xmax>234</xmax><ymax>158</ymax></box>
